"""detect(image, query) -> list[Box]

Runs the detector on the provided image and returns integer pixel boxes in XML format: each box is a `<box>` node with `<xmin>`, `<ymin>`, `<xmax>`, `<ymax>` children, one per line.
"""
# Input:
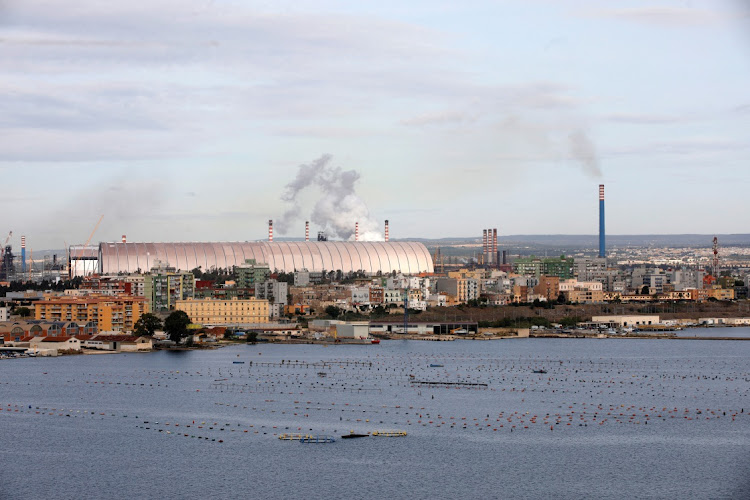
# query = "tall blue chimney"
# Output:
<box><xmin>599</xmin><ymin>184</ymin><xmax>606</xmax><ymax>257</ymax></box>
<box><xmin>21</xmin><ymin>235</ymin><xmax>26</xmax><ymax>274</ymax></box>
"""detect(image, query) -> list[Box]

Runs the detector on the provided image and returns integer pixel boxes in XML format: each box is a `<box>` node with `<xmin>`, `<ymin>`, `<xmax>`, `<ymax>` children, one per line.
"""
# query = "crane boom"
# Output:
<box><xmin>76</xmin><ymin>215</ymin><xmax>104</xmax><ymax>260</ymax></box>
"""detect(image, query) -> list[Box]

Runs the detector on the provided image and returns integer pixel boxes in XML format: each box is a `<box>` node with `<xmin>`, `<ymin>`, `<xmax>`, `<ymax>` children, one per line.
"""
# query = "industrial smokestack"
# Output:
<box><xmin>268</xmin><ymin>220</ymin><xmax>274</xmax><ymax>242</ymax></box>
<box><xmin>502</xmin><ymin>250</ymin><xmax>508</xmax><ymax>265</ymax></box>
<box><xmin>493</xmin><ymin>228</ymin><xmax>498</xmax><ymax>267</ymax></box>
<box><xmin>599</xmin><ymin>184</ymin><xmax>605</xmax><ymax>258</ymax></box>
<box><xmin>122</xmin><ymin>235</ymin><xmax>126</xmax><ymax>243</ymax></box>
<box><xmin>384</xmin><ymin>220</ymin><xmax>389</xmax><ymax>242</ymax></box>
<box><xmin>355</xmin><ymin>222</ymin><xmax>359</xmax><ymax>242</ymax></box>
<box><xmin>482</xmin><ymin>229</ymin><xmax>488</xmax><ymax>264</ymax></box>
<box><xmin>305</xmin><ymin>221</ymin><xmax>309</xmax><ymax>242</ymax></box>
<box><xmin>21</xmin><ymin>235</ymin><xmax>26</xmax><ymax>274</ymax></box>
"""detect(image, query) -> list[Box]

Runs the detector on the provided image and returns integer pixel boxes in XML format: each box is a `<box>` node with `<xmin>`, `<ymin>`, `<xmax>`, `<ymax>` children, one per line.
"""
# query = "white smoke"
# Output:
<box><xmin>277</xmin><ymin>154</ymin><xmax>383</xmax><ymax>241</ymax></box>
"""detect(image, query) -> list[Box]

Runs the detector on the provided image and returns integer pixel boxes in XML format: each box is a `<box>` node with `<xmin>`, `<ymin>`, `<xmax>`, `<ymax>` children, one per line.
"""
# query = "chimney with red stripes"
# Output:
<box><xmin>268</xmin><ymin>220</ymin><xmax>273</xmax><ymax>242</ymax></box>
<box><xmin>384</xmin><ymin>220</ymin><xmax>389</xmax><ymax>242</ymax></box>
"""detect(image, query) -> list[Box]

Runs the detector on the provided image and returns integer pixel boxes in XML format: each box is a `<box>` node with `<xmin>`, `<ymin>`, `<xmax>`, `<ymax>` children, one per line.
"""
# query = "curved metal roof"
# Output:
<box><xmin>97</xmin><ymin>241</ymin><xmax>434</xmax><ymax>275</ymax></box>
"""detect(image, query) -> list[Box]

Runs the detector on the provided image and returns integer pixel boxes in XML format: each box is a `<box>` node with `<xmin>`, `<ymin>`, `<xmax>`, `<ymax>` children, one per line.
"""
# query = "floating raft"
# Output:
<box><xmin>410</xmin><ymin>380</ymin><xmax>488</xmax><ymax>387</ymax></box>
<box><xmin>371</xmin><ymin>430</ymin><xmax>407</xmax><ymax>437</ymax></box>
<box><xmin>278</xmin><ymin>433</ymin><xmax>312</xmax><ymax>441</ymax></box>
<box><xmin>300</xmin><ymin>435</ymin><xmax>336</xmax><ymax>444</ymax></box>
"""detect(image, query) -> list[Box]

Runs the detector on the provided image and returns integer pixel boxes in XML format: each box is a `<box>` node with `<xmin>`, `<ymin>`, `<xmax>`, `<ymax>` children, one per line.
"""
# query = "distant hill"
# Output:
<box><xmin>402</xmin><ymin>234</ymin><xmax>750</xmax><ymax>248</ymax></box>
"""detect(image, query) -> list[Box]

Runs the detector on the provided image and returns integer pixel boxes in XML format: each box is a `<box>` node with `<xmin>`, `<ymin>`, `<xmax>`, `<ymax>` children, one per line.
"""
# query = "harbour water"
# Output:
<box><xmin>2</xmin><ymin>337</ymin><xmax>749</xmax><ymax>499</ymax></box>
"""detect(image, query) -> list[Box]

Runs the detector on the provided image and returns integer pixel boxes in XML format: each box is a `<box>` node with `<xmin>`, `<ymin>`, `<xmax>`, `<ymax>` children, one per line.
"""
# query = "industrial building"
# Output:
<box><xmin>70</xmin><ymin>241</ymin><xmax>434</xmax><ymax>277</ymax></box>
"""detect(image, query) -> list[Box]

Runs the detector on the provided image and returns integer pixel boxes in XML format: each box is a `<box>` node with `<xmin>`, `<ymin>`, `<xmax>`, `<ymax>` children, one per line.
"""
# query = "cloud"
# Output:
<box><xmin>586</xmin><ymin>7</ymin><xmax>747</xmax><ymax>26</ymax></box>
<box><xmin>602</xmin><ymin>112</ymin><xmax>685</xmax><ymax>124</ymax></box>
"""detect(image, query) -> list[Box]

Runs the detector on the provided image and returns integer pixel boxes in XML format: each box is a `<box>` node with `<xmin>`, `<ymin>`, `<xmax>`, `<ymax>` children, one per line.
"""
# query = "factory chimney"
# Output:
<box><xmin>384</xmin><ymin>220</ymin><xmax>389</xmax><ymax>242</ymax></box>
<box><xmin>268</xmin><ymin>220</ymin><xmax>273</xmax><ymax>242</ymax></box>
<box><xmin>355</xmin><ymin>222</ymin><xmax>359</xmax><ymax>242</ymax></box>
<box><xmin>482</xmin><ymin>229</ymin><xmax>488</xmax><ymax>265</ymax></box>
<box><xmin>493</xmin><ymin>228</ymin><xmax>498</xmax><ymax>267</ymax></box>
<box><xmin>122</xmin><ymin>235</ymin><xmax>127</xmax><ymax>243</ymax></box>
<box><xmin>599</xmin><ymin>184</ymin><xmax>605</xmax><ymax>258</ymax></box>
<box><xmin>305</xmin><ymin>221</ymin><xmax>309</xmax><ymax>242</ymax></box>
<box><xmin>21</xmin><ymin>235</ymin><xmax>26</xmax><ymax>274</ymax></box>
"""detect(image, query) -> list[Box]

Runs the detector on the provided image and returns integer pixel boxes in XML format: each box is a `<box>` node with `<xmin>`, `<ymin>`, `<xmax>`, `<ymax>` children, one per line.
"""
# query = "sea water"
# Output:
<box><xmin>1</xmin><ymin>338</ymin><xmax>749</xmax><ymax>499</ymax></box>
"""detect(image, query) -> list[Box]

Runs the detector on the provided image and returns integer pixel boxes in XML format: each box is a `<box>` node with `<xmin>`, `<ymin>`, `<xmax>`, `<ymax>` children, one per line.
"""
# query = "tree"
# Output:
<box><xmin>134</xmin><ymin>313</ymin><xmax>163</xmax><ymax>336</ymax></box>
<box><xmin>641</xmin><ymin>285</ymin><xmax>650</xmax><ymax>295</ymax></box>
<box><xmin>246</xmin><ymin>331</ymin><xmax>258</xmax><ymax>344</ymax></box>
<box><xmin>324</xmin><ymin>305</ymin><xmax>341</xmax><ymax>319</ymax></box>
<box><xmin>15</xmin><ymin>306</ymin><xmax>32</xmax><ymax>318</ymax></box>
<box><xmin>164</xmin><ymin>310</ymin><xmax>192</xmax><ymax>343</ymax></box>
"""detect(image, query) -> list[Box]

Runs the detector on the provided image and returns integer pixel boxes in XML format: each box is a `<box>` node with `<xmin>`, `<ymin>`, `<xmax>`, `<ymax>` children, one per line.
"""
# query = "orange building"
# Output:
<box><xmin>34</xmin><ymin>296</ymin><xmax>148</xmax><ymax>332</ymax></box>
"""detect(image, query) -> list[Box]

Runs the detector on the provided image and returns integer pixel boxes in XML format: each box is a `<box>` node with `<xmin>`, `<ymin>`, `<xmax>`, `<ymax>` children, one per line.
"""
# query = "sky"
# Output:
<box><xmin>2</xmin><ymin>0</ymin><xmax>749</xmax><ymax>249</ymax></box>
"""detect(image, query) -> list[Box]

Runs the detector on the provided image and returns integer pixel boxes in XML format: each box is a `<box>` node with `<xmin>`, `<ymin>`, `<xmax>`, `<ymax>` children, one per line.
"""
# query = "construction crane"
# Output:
<box><xmin>712</xmin><ymin>236</ymin><xmax>719</xmax><ymax>279</ymax></box>
<box><xmin>0</xmin><ymin>231</ymin><xmax>11</xmax><ymax>257</ymax></box>
<box><xmin>71</xmin><ymin>215</ymin><xmax>104</xmax><ymax>277</ymax></box>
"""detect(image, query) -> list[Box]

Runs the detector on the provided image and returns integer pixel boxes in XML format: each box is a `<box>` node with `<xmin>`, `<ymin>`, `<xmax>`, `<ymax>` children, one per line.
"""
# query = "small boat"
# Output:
<box><xmin>341</xmin><ymin>432</ymin><xmax>369</xmax><ymax>439</ymax></box>
<box><xmin>532</xmin><ymin>369</ymin><xmax>547</xmax><ymax>374</ymax></box>
<box><xmin>371</xmin><ymin>339</ymin><xmax>380</xmax><ymax>344</ymax></box>
<box><xmin>233</xmin><ymin>361</ymin><xmax>245</xmax><ymax>364</ymax></box>
<box><xmin>429</xmin><ymin>363</ymin><xmax>444</xmax><ymax>368</ymax></box>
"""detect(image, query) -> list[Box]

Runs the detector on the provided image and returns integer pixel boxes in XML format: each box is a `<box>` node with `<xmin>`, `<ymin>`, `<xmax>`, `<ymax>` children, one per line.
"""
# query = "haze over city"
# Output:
<box><xmin>2</xmin><ymin>0</ymin><xmax>749</xmax><ymax>250</ymax></box>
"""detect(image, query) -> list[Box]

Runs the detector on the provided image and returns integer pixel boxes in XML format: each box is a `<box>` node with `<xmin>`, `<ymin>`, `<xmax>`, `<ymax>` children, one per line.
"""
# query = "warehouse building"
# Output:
<box><xmin>70</xmin><ymin>241</ymin><xmax>434</xmax><ymax>277</ymax></box>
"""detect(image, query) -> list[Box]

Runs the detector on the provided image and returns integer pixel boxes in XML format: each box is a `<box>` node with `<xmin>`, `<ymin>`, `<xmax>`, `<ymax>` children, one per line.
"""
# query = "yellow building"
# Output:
<box><xmin>34</xmin><ymin>296</ymin><xmax>148</xmax><ymax>332</ymax></box>
<box><xmin>707</xmin><ymin>288</ymin><xmax>735</xmax><ymax>301</ymax></box>
<box><xmin>175</xmin><ymin>298</ymin><xmax>270</xmax><ymax>326</ymax></box>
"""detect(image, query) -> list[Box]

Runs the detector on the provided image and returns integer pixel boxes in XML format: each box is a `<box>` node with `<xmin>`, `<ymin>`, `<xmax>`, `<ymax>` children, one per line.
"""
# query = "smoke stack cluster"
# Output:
<box><xmin>268</xmin><ymin>220</ymin><xmax>274</xmax><ymax>242</ymax></box>
<box><xmin>482</xmin><ymin>228</ymin><xmax>499</xmax><ymax>267</ymax></box>
<box><xmin>305</xmin><ymin>221</ymin><xmax>309</xmax><ymax>242</ymax></box>
<box><xmin>599</xmin><ymin>184</ymin><xmax>606</xmax><ymax>258</ymax></box>
<box><xmin>384</xmin><ymin>220</ymin><xmax>389</xmax><ymax>242</ymax></box>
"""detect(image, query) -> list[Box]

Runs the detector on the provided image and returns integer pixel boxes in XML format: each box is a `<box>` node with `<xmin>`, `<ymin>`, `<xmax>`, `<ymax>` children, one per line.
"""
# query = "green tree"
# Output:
<box><xmin>246</xmin><ymin>331</ymin><xmax>258</xmax><ymax>344</ymax></box>
<box><xmin>324</xmin><ymin>305</ymin><xmax>341</xmax><ymax>319</ymax></box>
<box><xmin>164</xmin><ymin>310</ymin><xmax>192</xmax><ymax>343</ymax></box>
<box><xmin>133</xmin><ymin>313</ymin><xmax>163</xmax><ymax>336</ymax></box>
<box><xmin>15</xmin><ymin>306</ymin><xmax>32</xmax><ymax>318</ymax></box>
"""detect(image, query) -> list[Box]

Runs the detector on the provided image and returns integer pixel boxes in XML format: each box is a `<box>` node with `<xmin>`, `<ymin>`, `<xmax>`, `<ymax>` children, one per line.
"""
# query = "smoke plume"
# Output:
<box><xmin>568</xmin><ymin>129</ymin><xmax>602</xmax><ymax>178</ymax></box>
<box><xmin>276</xmin><ymin>154</ymin><xmax>383</xmax><ymax>241</ymax></box>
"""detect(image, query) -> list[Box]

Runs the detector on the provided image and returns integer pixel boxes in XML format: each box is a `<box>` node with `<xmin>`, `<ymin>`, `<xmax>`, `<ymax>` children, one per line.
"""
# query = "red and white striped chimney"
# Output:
<box><xmin>482</xmin><ymin>229</ymin><xmax>488</xmax><ymax>261</ymax></box>
<box><xmin>355</xmin><ymin>222</ymin><xmax>359</xmax><ymax>242</ymax></box>
<box><xmin>493</xmin><ymin>228</ymin><xmax>498</xmax><ymax>261</ymax></box>
<box><xmin>122</xmin><ymin>235</ymin><xmax>127</xmax><ymax>243</ymax></box>
<box><xmin>268</xmin><ymin>220</ymin><xmax>273</xmax><ymax>242</ymax></box>
<box><xmin>305</xmin><ymin>221</ymin><xmax>309</xmax><ymax>242</ymax></box>
<box><xmin>21</xmin><ymin>235</ymin><xmax>26</xmax><ymax>248</ymax></box>
<box><xmin>384</xmin><ymin>220</ymin><xmax>389</xmax><ymax>242</ymax></box>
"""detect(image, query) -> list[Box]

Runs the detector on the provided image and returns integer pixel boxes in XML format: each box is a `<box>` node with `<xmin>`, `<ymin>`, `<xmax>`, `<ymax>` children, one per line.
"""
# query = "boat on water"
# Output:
<box><xmin>370</xmin><ymin>339</ymin><xmax>380</xmax><ymax>344</ymax></box>
<box><xmin>429</xmin><ymin>363</ymin><xmax>444</xmax><ymax>368</ymax></box>
<box><xmin>341</xmin><ymin>432</ymin><xmax>369</xmax><ymax>439</ymax></box>
<box><xmin>233</xmin><ymin>361</ymin><xmax>245</xmax><ymax>364</ymax></box>
<box><xmin>532</xmin><ymin>369</ymin><xmax>547</xmax><ymax>374</ymax></box>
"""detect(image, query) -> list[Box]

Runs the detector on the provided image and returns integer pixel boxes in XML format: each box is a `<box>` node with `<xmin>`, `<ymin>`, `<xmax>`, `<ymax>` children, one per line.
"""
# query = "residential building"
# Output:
<box><xmin>237</xmin><ymin>259</ymin><xmax>271</xmax><ymax>288</ymax></box>
<box><xmin>175</xmin><ymin>298</ymin><xmax>270</xmax><ymax>326</ymax></box>
<box><xmin>255</xmin><ymin>280</ymin><xmax>288</xmax><ymax>305</ymax></box>
<box><xmin>144</xmin><ymin>266</ymin><xmax>195</xmax><ymax>312</ymax></box>
<box><xmin>34</xmin><ymin>296</ymin><xmax>147</xmax><ymax>332</ymax></box>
